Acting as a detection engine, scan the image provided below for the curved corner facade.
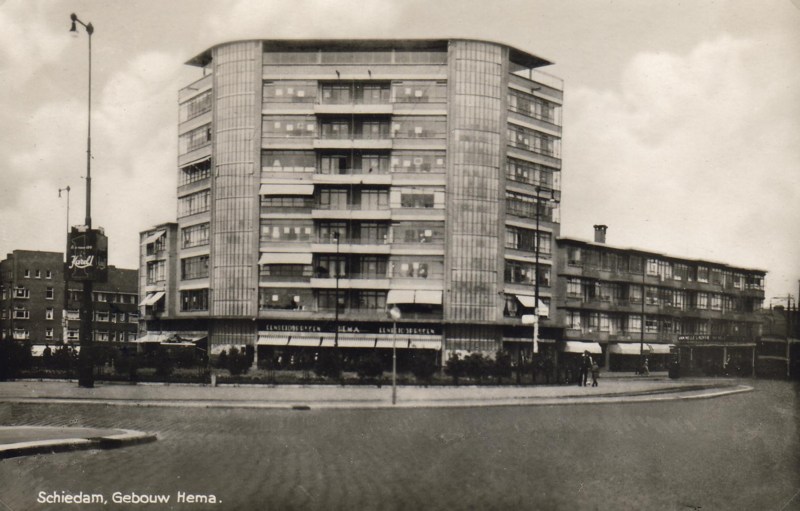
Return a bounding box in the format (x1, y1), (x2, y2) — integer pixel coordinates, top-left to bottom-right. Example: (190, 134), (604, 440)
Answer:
(140, 38), (564, 365)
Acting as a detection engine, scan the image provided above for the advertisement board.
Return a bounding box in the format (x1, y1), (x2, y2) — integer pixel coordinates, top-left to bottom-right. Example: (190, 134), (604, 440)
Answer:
(66, 226), (108, 283)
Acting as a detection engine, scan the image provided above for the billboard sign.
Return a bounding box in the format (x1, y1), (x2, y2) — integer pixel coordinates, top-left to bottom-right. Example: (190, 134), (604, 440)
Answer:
(66, 226), (108, 283)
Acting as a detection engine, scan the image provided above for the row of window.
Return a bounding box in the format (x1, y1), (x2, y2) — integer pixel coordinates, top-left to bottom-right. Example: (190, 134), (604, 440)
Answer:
(263, 150), (447, 174)
(507, 89), (561, 125)
(565, 278), (762, 312)
(262, 116), (447, 140)
(20, 269), (54, 279)
(262, 49), (448, 65)
(5, 287), (55, 300)
(507, 124), (560, 157)
(64, 291), (139, 305)
(263, 81), (448, 105)
(259, 188), (446, 211)
(505, 227), (552, 255)
(261, 221), (443, 245)
(566, 311), (758, 337)
(567, 246), (765, 289)
(261, 256), (444, 280)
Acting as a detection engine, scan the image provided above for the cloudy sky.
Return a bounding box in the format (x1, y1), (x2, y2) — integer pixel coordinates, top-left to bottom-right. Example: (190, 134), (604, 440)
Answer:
(1, 0), (798, 303)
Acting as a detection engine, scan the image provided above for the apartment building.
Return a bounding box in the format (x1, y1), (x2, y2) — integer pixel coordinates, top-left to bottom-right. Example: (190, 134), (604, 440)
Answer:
(139, 38), (563, 365)
(554, 226), (766, 375)
(0, 250), (138, 351)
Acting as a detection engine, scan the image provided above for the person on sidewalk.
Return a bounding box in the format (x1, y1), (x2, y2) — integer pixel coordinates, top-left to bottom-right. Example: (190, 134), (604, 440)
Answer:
(642, 356), (650, 376)
(591, 360), (600, 387)
(579, 351), (592, 387)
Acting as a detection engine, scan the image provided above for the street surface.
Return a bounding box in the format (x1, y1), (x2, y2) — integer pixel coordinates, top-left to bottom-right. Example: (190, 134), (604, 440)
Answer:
(0, 379), (797, 511)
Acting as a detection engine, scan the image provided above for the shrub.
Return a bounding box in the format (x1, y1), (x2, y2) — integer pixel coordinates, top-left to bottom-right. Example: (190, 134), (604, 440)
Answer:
(216, 350), (229, 370)
(0, 340), (32, 380)
(493, 350), (513, 384)
(314, 350), (341, 380)
(463, 353), (490, 382)
(227, 347), (250, 376)
(410, 351), (437, 385)
(356, 351), (384, 382)
(154, 347), (174, 379)
(444, 353), (463, 385)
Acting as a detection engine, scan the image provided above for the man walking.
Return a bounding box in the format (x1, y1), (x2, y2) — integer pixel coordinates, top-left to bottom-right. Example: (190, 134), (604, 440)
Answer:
(579, 350), (592, 387)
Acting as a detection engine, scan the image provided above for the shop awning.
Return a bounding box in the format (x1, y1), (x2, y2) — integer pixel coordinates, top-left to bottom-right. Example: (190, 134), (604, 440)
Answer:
(414, 290), (442, 305)
(559, 341), (602, 354)
(257, 333), (290, 346)
(259, 183), (314, 196)
(386, 289), (416, 304)
(138, 291), (165, 307)
(608, 343), (643, 355)
(133, 332), (169, 344)
(646, 343), (674, 355)
(143, 230), (166, 245)
(258, 253), (313, 265)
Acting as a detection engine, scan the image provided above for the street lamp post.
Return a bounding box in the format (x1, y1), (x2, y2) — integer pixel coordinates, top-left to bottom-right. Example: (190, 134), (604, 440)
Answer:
(58, 186), (71, 344)
(639, 258), (646, 375)
(333, 231), (341, 378)
(532, 186), (558, 382)
(389, 305), (401, 405)
(70, 13), (95, 388)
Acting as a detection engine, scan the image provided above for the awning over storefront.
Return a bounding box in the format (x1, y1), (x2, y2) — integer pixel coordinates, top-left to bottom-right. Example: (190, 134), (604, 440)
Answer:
(559, 341), (602, 354)
(257, 331), (441, 350)
(608, 343), (643, 355)
(258, 252), (313, 265)
(386, 289), (416, 304)
(503, 337), (556, 344)
(143, 230), (166, 245)
(133, 332), (170, 344)
(259, 183), (314, 196)
(139, 291), (165, 307)
(646, 343), (674, 355)
(414, 290), (442, 305)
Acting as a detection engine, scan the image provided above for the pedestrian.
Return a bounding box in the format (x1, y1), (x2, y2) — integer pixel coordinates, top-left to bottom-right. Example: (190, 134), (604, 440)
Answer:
(591, 359), (599, 387)
(642, 356), (650, 376)
(579, 351), (592, 387)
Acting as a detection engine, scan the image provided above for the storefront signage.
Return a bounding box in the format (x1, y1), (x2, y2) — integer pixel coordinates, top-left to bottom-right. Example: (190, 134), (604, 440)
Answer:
(66, 227), (108, 283)
(677, 335), (751, 344)
(264, 321), (440, 335)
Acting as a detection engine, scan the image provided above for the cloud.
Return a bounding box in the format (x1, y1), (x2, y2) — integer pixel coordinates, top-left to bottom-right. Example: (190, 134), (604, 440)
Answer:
(563, 33), (800, 297)
(0, 49), (182, 269)
(205, 0), (404, 42)
(0, 1), (67, 90)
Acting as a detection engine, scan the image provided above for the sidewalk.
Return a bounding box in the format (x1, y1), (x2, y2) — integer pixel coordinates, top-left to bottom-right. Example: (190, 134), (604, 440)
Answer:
(0, 426), (156, 460)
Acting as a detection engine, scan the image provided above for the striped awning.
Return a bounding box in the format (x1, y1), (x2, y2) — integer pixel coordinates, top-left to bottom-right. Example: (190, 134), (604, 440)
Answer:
(559, 341), (602, 354)
(259, 183), (314, 196)
(258, 252), (313, 265)
(608, 343), (643, 355)
(143, 230), (165, 245)
(138, 291), (165, 307)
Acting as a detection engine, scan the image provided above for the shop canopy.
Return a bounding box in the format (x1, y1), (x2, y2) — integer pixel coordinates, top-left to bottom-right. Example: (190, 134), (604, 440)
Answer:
(257, 331), (441, 350)
(386, 289), (442, 305)
(142, 230), (165, 245)
(138, 291), (165, 307)
(258, 183), (314, 196)
(559, 341), (602, 354)
(258, 252), (313, 265)
(646, 343), (674, 355)
(608, 343), (644, 355)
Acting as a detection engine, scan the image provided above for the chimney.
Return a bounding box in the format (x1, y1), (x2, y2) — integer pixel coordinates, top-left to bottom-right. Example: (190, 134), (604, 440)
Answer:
(593, 224), (608, 244)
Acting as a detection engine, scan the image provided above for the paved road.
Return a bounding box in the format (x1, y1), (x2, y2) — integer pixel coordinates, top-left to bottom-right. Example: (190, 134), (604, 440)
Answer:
(0, 379), (797, 511)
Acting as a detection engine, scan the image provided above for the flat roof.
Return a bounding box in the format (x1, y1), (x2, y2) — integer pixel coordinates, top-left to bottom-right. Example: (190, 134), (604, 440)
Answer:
(557, 236), (767, 274)
(186, 38), (553, 70)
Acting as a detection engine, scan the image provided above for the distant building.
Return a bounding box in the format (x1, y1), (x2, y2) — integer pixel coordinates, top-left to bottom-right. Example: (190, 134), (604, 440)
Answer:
(554, 226), (766, 375)
(139, 38), (564, 366)
(0, 250), (138, 353)
(757, 305), (800, 379)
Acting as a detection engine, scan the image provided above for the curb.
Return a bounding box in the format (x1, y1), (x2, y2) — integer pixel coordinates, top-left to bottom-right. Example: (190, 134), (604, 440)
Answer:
(0, 384), (751, 411)
(0, 429), (157, 460)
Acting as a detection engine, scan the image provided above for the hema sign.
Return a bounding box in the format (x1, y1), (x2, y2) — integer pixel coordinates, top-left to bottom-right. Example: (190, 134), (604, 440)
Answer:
(66, 226), (108, 283)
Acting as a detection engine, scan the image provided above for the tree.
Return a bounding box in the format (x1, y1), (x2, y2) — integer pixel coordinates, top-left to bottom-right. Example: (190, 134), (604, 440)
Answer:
(463, 353), (490, 383)
(0, 341), (32, 381)
(356, 351), (384, 385)
(493, 350), (513, 384)
(410, 351), (437, 385)
(314, 350), (341, 380)
(216, 349), (229, 370)
(444, 353), (464, 385)
(226, 347), (250, 376)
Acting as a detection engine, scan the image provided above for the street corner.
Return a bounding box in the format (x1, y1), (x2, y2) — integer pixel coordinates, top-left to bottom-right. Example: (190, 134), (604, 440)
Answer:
(0, 426), (157, 460)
